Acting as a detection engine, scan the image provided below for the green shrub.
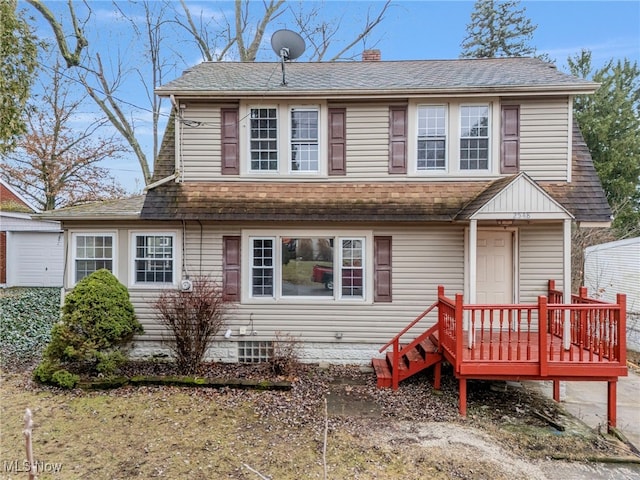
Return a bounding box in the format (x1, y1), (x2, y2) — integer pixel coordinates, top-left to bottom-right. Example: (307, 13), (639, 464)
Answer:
(34, 269), (142, 387)
(51, 369), (80, 389)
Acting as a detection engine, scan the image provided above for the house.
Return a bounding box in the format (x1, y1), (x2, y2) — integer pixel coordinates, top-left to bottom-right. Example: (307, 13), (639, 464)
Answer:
(584, 237), (640, 350)
(42, 53), (629, 426)
(0, 179), (63, 287)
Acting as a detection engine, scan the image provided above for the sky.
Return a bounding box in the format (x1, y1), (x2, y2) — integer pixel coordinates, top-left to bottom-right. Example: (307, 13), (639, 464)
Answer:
(20, 0), (640, 193)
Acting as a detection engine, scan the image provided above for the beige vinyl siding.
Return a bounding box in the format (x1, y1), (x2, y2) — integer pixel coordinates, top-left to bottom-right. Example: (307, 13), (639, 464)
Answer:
(130, 223), (463, 344)
(344, 104), (391, 178)
(517, 98), (570, 181)
(518, 223), (564, 303)
(175, 98), (572, 183)
(180, 104), (221, 181)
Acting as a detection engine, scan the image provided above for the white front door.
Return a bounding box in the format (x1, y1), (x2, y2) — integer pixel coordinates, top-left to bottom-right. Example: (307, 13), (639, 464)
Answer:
(476, 230), (514, 305)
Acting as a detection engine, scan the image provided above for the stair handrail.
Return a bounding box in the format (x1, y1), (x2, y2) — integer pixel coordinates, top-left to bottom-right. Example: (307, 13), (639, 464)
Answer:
(379, 300), (439, 354)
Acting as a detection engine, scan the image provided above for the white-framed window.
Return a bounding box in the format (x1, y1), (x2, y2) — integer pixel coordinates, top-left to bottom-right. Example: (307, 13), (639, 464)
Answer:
(244, 103), (324, 176)
(460, 104), (490, 170)
(246, 232), (368, 302)
(339, 238), (364, 298)
(251, 237), (275, 297)
(417, 105), (447, 171)
(249, 107), (278, 172)
(290, 107), (319, 172)
(131, 232), (176, 285)
(72, 233), (115, 284)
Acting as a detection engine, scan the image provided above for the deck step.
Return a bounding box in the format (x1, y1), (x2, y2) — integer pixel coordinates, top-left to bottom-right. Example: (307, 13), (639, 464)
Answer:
(404, 346), (424, 363)
(418, 338), (438, 355)
(372, 358), (392, 388)
(386, 351), (409, 372)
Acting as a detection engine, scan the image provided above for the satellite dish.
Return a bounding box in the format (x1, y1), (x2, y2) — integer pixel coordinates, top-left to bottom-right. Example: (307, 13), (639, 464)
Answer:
(271, 29), (305, 85)
(271, 29), (306, 61)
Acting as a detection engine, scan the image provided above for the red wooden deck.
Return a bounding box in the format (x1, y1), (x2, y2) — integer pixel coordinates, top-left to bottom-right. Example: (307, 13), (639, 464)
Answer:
(376, 281), (628, 430)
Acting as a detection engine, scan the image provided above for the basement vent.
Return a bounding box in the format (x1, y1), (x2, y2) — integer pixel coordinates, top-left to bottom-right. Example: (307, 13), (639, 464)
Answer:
(238, 341), (273, 363)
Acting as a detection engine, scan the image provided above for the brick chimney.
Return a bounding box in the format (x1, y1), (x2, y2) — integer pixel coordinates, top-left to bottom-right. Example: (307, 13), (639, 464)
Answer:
(362, 49), (381, 61)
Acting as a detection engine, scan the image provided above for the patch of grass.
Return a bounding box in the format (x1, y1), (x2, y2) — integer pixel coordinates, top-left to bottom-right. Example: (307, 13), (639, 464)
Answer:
(0, 288), (61, 369)
(0, 374), (451, 479)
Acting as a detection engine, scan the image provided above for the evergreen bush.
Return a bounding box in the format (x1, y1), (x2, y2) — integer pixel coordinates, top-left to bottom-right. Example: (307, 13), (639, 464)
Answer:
(34, 269), (142, 387)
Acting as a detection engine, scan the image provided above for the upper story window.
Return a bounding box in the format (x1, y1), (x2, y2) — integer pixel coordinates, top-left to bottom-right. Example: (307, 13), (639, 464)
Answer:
(460, 105), (490, 170)
(244, 104), (323, 176)
(291, 108), (319, 172)
(132, 233), (175, 285)
(73, 233), (115, 283)
(250, 108), (278, 172)
(417, 105), (447, 171)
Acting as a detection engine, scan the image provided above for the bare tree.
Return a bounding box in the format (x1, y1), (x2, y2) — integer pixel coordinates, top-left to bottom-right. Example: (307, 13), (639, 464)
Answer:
(27, 1), (391, 185)
(288, 0), (391, 61)
(1, 62), (127, 211)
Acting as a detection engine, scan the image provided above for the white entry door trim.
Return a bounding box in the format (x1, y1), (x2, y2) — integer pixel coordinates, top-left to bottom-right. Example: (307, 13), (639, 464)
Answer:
(464, 226), (519, 346)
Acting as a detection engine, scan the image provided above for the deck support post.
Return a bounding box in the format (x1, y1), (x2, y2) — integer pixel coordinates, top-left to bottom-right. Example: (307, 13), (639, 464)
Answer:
(607, 380), (617, 431)
(468, 220), (477, 348)
(459, 378), (467, 416)
(562, 218), (572, 351)
(434, 361), (441, 390)
(552, 380), (561, 402)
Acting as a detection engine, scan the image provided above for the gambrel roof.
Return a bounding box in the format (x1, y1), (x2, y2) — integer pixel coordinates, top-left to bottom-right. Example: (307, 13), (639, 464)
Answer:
(40, 109), (611, 226)
(156, 58), (597, 98)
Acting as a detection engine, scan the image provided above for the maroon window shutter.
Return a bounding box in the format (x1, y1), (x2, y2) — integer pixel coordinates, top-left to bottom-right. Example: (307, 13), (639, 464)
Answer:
(374, 236), (392, 302)
(221, 108), (239, 175)
(223, 236), (241, 300)
(501, 105), (520, 174)
(389, 106), (407, 174)
(328, 108), (346, 175)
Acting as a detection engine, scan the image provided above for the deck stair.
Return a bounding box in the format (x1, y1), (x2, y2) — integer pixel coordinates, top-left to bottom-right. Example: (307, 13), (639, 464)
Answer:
(373, 336), (441, 388)
(373, 300), (443, 389)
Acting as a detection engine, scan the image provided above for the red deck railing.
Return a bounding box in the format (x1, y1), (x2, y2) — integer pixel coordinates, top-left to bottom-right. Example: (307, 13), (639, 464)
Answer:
(437, 281), (627, 377)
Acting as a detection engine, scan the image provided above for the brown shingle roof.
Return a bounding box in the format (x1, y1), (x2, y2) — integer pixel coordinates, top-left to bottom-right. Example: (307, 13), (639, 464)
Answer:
(141, 182), (491, 222)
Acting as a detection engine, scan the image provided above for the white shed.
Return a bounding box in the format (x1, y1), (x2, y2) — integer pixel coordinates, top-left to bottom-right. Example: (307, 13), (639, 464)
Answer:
(584, 237), (640, 350)
(1, 180), (64, 287)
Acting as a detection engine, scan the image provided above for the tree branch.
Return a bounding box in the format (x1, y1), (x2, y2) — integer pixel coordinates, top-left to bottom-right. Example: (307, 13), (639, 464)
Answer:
(26, 0), (88, 67)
